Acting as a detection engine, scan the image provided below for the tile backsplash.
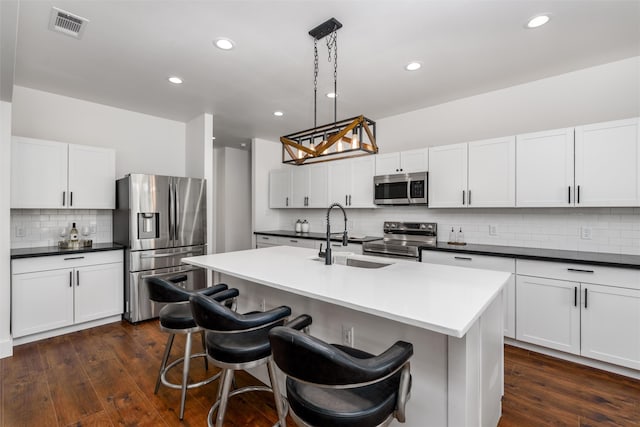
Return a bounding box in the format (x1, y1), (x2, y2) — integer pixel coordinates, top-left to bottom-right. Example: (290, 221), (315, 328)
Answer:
(277, 207), (640, 255)
(10, 209), (113, 248)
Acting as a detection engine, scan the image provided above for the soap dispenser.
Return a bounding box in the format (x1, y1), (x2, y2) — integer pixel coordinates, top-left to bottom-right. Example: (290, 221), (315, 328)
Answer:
(457, 227), (465, 245)
(448, 227), (456, 244)
(295, 219), (302, 233)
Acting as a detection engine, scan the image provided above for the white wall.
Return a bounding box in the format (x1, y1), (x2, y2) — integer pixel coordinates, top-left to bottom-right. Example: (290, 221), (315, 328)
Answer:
(259, 57), (640, 255)
(185, 114), (207, 179)
(251, 138), (282, 245)
(11, 86), (186, 178)
(215, 146), (252, 252)
(1, 101), (13, 357)
(376, 56), (640, 152)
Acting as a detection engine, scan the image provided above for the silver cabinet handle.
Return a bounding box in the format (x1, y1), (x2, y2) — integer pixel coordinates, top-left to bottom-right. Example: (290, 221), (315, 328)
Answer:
(70, 191), (73, 207)
(568, 186), (571, 204)
(289, 239), (298, 243)
(76, 270), (80, 286)
(454, 256), (472, 261)
(69, 271), (72, 287)
(577, 185), (581, 204)
(64, 256), (85, 260)
(348, 195), (352, 206)
(62, 191), (66, 207)
(286, 197), (289, 207)
(345, 195), (348, 205)
(468, 190), (471, 206)
(462, 190), (465, 205)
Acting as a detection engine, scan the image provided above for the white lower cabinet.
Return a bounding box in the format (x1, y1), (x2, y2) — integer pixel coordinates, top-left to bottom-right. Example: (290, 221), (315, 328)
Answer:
(421, 251), (516, 338)
(11, 250), (124, 339)
(255, 234), (362, 254)
(515, 259), (640, 370)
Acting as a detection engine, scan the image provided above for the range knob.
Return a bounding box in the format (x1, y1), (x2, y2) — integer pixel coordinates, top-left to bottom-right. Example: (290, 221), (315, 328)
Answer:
(384, 222), (390, 228)
(420, 224), (426, 229)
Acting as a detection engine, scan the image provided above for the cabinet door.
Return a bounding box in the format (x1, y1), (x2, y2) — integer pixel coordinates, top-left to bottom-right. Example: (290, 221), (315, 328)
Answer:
(516, 128), (574, 207)
(74, 263), (124, 324)
(348, 156), (375, 208)
(328, 161), (350, 205)
(290, 167), (309, 208)
(400, 148), (429, 173)
(269, 169), (291, 208)
(575, 118), (639, 207)
(307, 164), (328, 208)
(428, 143), (468, 207)
(12, 268), (74, 337)
(68, 144), (116, 209)
(375, 153), (401, 175)
(516, 275), (580, 355)
(581, 283), (640, 370)
(11, 137), (68, 209)
(467, 136), (515, 207)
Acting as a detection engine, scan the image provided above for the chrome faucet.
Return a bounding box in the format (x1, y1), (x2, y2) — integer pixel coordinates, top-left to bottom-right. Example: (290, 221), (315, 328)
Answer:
(318, 202), (348, 265)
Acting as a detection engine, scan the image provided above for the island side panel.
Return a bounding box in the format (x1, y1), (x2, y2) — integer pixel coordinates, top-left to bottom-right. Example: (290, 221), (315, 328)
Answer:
(220, 273), (450, 427)
(448, 295), (503, 427)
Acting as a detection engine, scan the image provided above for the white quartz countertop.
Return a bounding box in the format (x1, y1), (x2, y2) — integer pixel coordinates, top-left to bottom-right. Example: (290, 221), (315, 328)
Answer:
(183, 246), (510, 338)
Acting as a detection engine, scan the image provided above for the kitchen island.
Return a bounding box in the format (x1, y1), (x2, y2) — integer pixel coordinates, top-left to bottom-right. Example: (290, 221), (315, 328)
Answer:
(183, 246), (510, 427)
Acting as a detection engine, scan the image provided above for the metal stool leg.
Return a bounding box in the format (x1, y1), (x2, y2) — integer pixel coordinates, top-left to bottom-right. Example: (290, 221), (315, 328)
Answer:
(156, 333), (175, 394)
(268, 358), (287, 427)
(179, 331), (193, 420)
(215, 369), (234, 427)
(200, 330), (209, 371)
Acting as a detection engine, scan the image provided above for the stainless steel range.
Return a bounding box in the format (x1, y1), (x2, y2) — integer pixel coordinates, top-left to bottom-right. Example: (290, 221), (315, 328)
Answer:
(362, 222), (437, 260)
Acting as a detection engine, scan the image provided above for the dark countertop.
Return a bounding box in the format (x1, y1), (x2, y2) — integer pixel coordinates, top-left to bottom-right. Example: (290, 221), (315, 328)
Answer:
(420, 242), (640, 269)
(254, 230), (382, 244)
(11, 243), (125, 259)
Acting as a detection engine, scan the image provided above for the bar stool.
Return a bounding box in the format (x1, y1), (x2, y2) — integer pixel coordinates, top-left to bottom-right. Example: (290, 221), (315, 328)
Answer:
(189, 292), (312, 427)
(269, 326), (413, 427)
(147, 276), (239, 420)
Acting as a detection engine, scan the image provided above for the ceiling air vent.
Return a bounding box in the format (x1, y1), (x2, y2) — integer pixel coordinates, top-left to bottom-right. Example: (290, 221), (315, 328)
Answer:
(48, 7), (89, 39)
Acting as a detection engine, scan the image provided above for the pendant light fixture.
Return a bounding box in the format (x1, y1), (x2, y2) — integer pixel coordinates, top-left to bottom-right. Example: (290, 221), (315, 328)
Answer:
(280, 18), (378, 165)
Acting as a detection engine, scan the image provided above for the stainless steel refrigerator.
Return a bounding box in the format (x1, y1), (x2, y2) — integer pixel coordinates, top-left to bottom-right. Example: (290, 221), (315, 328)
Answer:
(114, 174), (207, 323)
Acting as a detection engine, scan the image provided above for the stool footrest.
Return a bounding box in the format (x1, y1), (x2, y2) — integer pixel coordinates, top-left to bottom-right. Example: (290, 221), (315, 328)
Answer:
(160, 352), (220, 390)
(207, 385), (289, 427)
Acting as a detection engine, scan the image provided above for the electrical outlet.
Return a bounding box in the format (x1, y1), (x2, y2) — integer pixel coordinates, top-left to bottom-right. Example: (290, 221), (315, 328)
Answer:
(581, 226), (592, 240)
(341, 324), (355, 347)
(15, 226), (25, 237)
(260, 298), (267, 311)
(488, 224), (498, 236)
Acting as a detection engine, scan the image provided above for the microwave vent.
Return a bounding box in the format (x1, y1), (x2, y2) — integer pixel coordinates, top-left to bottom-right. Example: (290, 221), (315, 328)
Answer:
(48, 7), (89, 39)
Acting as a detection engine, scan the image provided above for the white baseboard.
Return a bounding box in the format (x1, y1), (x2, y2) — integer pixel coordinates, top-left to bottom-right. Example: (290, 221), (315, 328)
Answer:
(12, 315), (122, 346)
(0, 337), (13, 359)
(505, 338), (640, 380)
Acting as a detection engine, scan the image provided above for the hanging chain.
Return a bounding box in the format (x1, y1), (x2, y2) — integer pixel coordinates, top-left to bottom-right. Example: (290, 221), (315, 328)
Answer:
(313, 38), (319, 128)
(326, 29), (338, 124)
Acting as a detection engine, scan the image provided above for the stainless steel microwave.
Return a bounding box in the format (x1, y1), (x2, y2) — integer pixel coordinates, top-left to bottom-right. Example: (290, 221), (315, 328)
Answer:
(374, 172), (428, 205)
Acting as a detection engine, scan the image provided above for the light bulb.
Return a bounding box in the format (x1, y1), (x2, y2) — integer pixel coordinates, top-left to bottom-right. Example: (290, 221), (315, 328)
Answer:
(351, 134), (359, 149)
(337, 141), (344, 152)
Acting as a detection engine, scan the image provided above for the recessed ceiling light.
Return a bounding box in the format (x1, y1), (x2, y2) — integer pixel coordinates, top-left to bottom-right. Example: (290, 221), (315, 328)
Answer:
(168, 76), (183, 84)
(405, 62), (422, 71)
(326, 92), (338, 98)
(273, 111), (284, 117)
(214, 38), (235, 50)
(211, 136), (216, 140)
(240, 143), (247, 147)
(526, 14), (550, 29)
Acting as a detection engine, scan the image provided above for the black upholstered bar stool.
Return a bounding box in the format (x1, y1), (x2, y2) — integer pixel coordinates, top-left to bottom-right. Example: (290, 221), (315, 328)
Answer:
(147, 276), (239, 420)
(190, 292), (312, 427)
(269, 327), (413, 427)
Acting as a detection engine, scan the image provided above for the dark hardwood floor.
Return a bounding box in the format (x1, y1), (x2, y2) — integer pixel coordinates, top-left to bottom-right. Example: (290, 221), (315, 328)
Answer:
(2, 321), (639, 426)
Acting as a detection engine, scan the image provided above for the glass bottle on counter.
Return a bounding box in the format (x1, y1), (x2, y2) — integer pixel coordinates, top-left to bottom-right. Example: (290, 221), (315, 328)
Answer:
(457, 227), (465, 244)
(69, 223), (79, 241)
(449, 227), (456, 243)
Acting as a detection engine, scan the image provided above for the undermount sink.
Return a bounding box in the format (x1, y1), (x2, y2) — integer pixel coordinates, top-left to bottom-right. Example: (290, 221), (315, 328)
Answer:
(309, 256), (392, 269)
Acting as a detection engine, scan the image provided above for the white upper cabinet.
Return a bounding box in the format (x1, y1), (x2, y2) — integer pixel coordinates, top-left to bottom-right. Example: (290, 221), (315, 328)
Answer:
(329, 156), (375, 208)
(375, 148), (429, 175)
(11, 136), (116, 209)
(290, 164), (328, 208)
(11, 137), (68, 209)
(516, 128), (574, 207)
(574, 118), (639, 207)
(68, 144), (116, 209)
(428, 143), (468, 207)
(269, 169), (291, 208)
(467, 136), (516, 207)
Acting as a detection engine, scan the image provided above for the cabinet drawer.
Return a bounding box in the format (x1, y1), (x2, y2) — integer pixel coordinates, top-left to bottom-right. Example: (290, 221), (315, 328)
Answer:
(421, 250), (515, 273)
(281, 237), (316, 249)
(12, 250), (124, 274)
(256, 235), (283, 246)
(516, 259), (640, 289)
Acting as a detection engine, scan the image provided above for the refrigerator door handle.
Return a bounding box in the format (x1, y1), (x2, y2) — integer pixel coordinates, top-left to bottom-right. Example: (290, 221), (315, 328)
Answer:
(140, 267), (198, 280)
(169, 179), (176, 244)
(140, 251), (196, 259)
(174, 181), (180, 243)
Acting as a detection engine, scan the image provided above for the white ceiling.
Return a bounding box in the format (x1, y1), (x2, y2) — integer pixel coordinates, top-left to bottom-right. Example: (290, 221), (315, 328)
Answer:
(11, 0), (640, 148)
